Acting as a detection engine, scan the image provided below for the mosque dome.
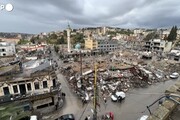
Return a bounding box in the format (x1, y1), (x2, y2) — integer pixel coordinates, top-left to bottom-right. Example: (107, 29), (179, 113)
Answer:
(75, 43), (81, 49)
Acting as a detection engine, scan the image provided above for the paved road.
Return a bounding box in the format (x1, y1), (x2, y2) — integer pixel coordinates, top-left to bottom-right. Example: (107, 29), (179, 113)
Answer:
(49, 48), (84, 120)
(79, 79), (179, 120)
(50, 48), (179, 120)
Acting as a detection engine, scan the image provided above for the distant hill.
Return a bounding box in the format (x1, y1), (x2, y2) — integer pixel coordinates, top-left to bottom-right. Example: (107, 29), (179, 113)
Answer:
(0, 32), (33, 39)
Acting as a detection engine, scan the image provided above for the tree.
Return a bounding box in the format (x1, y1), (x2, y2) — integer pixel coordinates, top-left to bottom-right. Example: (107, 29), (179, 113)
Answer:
(57, 36), (66, 44)
(49, 33), (58, 39)
(143, 32), (159, 41)
(167, 26), (177, 41)
(54, 45), (59, 53)
(71, 33), (84, 45)
(18, 39), (29, 45)
(30, 36), (36, 44)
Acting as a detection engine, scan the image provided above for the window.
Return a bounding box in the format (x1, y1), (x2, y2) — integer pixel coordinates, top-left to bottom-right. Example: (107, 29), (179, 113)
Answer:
(37, 104), (48, 109)
(34, 82), (40, 90)
(43, 81), (48, 88)
(2, 49), (5, 52)
(13, 85), (18, 93)
(27, 83), (32, 91)
(3, 87), (10, 95)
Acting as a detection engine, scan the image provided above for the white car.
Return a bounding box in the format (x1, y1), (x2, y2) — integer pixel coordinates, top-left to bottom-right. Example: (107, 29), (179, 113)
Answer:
(111, 91), (126, 102)
(30, 115), (37, 120)
(169, 72), (179, 79)
(137, 115), (148, 120)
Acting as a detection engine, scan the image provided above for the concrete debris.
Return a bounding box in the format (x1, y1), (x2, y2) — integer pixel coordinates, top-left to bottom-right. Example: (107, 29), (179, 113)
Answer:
(58, 50), (180, 101)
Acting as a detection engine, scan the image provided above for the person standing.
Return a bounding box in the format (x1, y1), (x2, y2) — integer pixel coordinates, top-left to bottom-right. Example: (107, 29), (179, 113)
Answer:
(87, 115), (91, 120)
(104, 97), (107, 109)
(84, 116), (88, 120)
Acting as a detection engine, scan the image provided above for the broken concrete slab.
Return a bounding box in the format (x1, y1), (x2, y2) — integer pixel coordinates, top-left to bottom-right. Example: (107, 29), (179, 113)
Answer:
(175, 80), (180, 88)
(162, 100), (176, 111)
(165, 85), (179, 94)
(152, 106), (170, 120)
(147, 115), (161, 120)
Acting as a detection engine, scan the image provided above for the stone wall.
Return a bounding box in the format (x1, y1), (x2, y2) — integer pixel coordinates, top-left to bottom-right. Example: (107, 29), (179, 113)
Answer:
(147, 80), (180, 120)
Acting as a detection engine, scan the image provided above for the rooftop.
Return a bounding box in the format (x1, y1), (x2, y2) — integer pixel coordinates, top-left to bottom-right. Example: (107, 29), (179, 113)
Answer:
(0, 59), (52, 82)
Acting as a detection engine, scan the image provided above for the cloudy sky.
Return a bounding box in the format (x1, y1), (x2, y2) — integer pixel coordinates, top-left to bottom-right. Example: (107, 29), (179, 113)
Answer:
(0, 0), (180, 34)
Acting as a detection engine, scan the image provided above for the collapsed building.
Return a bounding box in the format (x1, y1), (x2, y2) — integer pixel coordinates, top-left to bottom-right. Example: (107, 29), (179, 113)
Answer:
(59, 49), (179, 102)
(60, 59), (160, 101)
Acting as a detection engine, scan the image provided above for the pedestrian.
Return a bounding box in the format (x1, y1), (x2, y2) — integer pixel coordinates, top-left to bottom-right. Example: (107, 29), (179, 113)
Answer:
(87, 115), (91, 120)
(104, 97), (107, 103)
(84, 116), (88, 120)
(82, 97), (85, 107)
(104, 97), (107, 109)
(109, 112), (114, 120)
(55, 104), (58, 110)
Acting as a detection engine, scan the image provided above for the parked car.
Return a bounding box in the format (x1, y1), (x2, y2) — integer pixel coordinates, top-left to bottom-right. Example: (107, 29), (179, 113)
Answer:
(30, 115), (38, 120)
(111, 91), (126, 102)
(169, 72), (179, 79)
(137, 115), (148, 120)
(55, 114), (75, 120)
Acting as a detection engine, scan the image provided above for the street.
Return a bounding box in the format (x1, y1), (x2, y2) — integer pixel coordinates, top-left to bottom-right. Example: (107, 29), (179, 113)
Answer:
(50, 48), (178, 120)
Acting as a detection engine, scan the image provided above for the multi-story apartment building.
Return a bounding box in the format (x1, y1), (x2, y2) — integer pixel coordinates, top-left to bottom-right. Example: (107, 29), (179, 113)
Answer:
(85, 35), (118, 51)
(85, 35), (98, 50)
(134, 29), (144, 36)
(176, 30), (180, 40)
(0, 37), (20, 44)
(162, 30), (170, 39)
(97, 39), (118, 52)
(144, 39), (172, 52)
(159, 29), (180, 40)
(0, 42), (16, 56)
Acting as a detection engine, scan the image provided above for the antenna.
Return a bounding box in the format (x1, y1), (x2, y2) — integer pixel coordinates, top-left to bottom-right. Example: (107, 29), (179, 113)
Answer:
(67, 22), (71, 29)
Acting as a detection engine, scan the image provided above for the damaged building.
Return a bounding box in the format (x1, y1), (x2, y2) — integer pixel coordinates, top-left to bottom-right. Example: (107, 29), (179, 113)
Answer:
(0, 58), (63, 119)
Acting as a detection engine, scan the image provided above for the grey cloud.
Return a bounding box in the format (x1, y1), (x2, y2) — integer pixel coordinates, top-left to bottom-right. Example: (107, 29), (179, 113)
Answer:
(0, 0), (180, 33)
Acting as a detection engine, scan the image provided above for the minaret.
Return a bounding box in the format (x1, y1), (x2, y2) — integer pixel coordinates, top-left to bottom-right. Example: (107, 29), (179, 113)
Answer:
(67, 23), (71, 52)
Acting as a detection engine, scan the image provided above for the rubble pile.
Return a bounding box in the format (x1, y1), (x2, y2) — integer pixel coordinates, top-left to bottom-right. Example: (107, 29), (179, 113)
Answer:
(59, 50), (179, 101)
(150, 60), (180, 77)
(167, 63), (180, 72)
(60, 63), (160, 100)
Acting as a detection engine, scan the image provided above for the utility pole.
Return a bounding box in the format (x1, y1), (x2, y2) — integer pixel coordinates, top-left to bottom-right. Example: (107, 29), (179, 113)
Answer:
(79, 49), (83, 90)
(80, 50), (82, 78)
(93, 63), (97, 120)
